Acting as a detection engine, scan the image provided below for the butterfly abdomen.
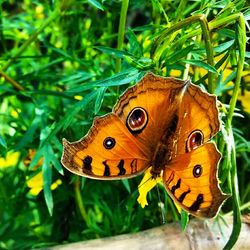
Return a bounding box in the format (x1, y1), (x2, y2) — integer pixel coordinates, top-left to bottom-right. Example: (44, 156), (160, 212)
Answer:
(151, 143), (168, 177)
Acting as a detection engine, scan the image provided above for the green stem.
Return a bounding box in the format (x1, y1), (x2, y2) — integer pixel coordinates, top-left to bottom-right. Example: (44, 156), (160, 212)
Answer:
(151, 15), (204, 61)
(1, 9), (61, 72)
(151, 13), (242, 66)
(209, 13), (241, 30)
(74, 177), (88, 222)
(115, 0), (129, 73)
(225, 14), (246, 130)
(222, 14), (246, 250)
(183, 52), (191, 79)
(199, 15), (215, 93)
(223, 127), (241, 250)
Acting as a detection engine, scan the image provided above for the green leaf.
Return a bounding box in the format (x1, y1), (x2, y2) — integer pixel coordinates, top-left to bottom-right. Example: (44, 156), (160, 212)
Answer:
(58, 71), (94, 87)
(181, 59), (218, 73)
(62, 91), (98, 130)
(124, 56), (154, 70)
(42, 145), (53, 216)
(165, 44), (195, 64)
(40, 91), (97, 148)
(47, 144), (64, 175)
(29, 147), (44, 169)
(121, 179), (131, 194)
(87, 0), (104, 11)
(66, 68), (140, 93)
(0, 135), (7, 148)
(180, 209), (189, 231)
(94, 87), (107, 115)
(15, 111), (41, 150)
(222, 127), (241, 250)
(95, 46), (131, 58)
(127, 29), (143, 57)
(213, 40), (235, 53)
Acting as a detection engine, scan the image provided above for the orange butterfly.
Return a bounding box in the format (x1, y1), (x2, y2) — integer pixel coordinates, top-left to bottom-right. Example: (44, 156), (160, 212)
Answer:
(61, 73), (228, 218)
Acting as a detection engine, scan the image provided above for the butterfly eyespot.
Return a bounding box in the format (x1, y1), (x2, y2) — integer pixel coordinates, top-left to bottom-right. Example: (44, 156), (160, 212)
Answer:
(186, 130), (204, 152)
(103, 137), (116, 149)
(193, 164), (202, 178)
(126, 107), (148, 134)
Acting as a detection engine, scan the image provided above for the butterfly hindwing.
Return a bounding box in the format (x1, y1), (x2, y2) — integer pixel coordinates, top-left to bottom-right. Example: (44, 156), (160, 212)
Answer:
(163, 142), (228, 218)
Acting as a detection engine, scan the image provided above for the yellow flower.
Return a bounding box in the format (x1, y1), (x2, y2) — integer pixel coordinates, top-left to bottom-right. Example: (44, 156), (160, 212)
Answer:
(74, 95), (83, 100)
(35, 5), (45, 19)
(27, 171), (62, 196)
(27, 172), (43, 195)
(137, 167), (162, 208)
(0, 151), (20, 168)
(137, 167), (182, 214)
(24, 149), (62, 195)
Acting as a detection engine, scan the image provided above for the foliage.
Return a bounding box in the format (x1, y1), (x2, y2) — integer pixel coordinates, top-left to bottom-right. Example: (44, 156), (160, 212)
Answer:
(0, 0), (249, 249)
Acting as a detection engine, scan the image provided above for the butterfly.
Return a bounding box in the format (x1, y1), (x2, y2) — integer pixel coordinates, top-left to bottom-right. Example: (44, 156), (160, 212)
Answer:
(61, 72), (228, 218)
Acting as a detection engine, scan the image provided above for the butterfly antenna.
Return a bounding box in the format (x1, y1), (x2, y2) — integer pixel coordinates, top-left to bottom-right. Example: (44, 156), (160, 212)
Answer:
(118, 176), (154, 207)
(137, 175), (155, 189)
(138, 176), (167, 224)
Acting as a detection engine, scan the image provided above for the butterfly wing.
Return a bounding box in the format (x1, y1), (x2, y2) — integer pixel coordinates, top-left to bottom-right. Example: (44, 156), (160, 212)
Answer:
(62, 73), (190, 180)
(62, 114), (151, 179)
(162, 82), (227, 218)
(163, 143), (228, 218)
(113, 73), (189, 151)
(168, 82), (221, 157)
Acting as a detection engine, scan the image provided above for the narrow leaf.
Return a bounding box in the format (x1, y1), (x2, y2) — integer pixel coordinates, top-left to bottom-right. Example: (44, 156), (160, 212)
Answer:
(40, 91), (97, 148)
(181, 59), (217, 73)
(94, 46), (131, 58)
(180, 209), (189, 231)
(87, 0), (104, 10)
(42, 146), (53, 215)
(0, 135), (7, 148)
(94, 87), (107, 115)
(66, 68), (140, 93)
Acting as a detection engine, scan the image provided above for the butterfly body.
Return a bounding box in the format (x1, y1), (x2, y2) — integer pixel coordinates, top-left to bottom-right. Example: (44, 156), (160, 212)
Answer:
(62, 73), (228, 218)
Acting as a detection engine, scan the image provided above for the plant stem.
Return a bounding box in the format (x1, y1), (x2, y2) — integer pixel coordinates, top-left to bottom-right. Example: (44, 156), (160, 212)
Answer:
(151, 13), (242, 66)
(115, 0), (129, 73)
(209, 13), (241, 30)
(222, 14), (246, 250)
(183, 52), (191, 79)
(199, 15), (215, 93)
(74, 177), (88, 222)
(223, 127), (241, 250)
(0, 70), (24, 91)
(225, 14), (246, 130)
(151, 15), (203, 61)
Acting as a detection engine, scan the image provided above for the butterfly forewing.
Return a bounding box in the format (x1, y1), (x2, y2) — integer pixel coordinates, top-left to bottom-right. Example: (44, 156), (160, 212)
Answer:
(61, 114), (151, 179)
(113, 73), (188, 151)
(168, 82), (221, 157)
